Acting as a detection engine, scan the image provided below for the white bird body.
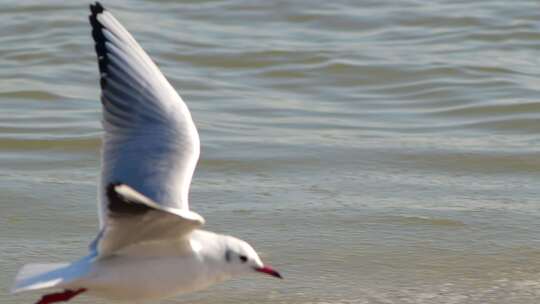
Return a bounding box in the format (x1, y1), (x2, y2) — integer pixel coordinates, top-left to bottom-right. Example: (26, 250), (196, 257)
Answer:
(67, 231), (233, 301)
(13, 230), (259, 302)
(11, 2), (281, 303)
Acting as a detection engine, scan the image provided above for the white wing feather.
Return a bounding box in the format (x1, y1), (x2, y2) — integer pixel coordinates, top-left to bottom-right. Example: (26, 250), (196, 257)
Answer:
(90, 6), (200, 228)
(90, 184), (204, 257)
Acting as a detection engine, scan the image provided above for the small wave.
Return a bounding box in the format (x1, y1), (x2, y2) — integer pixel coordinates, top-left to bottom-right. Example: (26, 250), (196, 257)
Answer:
(0, 90), (65, 101)
(462, 116), (540, 133)
(400, 151), (540, 174)
(379, 215), (465, 227)
(428, 102), (540, 118)
(0, 137), (100, 152)
(163, 49), (329, 71)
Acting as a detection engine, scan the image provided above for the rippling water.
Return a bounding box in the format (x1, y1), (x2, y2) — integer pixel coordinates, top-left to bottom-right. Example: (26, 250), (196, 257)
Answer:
(2, 0), (540, 303)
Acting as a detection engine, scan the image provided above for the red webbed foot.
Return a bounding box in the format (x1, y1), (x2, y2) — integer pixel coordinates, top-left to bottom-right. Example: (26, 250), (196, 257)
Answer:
(35, 288), (86, 304)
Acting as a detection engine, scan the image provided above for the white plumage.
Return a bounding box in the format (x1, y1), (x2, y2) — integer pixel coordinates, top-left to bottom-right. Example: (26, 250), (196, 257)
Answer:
(97, 9), (200, 218)
(11, 2), (281, 303)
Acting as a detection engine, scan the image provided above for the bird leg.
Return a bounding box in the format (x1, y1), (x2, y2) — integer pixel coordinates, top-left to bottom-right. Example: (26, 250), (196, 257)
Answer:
(35, 289), (86, 304)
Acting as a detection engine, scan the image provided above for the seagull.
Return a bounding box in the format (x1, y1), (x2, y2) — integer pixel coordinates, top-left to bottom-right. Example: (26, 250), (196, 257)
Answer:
(11, 2), (281, 303)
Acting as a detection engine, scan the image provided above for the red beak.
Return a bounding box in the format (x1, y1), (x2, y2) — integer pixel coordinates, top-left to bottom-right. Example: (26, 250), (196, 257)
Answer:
(254, 266), (282, 279)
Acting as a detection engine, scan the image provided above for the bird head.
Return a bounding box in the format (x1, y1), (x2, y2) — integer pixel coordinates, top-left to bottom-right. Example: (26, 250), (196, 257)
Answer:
(221, 236), (282, 279)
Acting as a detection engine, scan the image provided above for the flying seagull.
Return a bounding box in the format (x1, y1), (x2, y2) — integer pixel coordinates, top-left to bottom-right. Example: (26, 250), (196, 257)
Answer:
(11, 2), (281, 303)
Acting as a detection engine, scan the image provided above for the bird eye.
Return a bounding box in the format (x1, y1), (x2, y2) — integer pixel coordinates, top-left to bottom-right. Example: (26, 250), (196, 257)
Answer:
(239, 255), (248, 263)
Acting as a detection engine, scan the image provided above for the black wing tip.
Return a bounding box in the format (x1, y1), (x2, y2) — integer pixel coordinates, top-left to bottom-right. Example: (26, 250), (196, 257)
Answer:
(106, 182), (122, 207)
(89, 2), (108, 89)
(106, 182), (122, 193)
(106, 182), (151, 216)
(90, 2), (105, 15)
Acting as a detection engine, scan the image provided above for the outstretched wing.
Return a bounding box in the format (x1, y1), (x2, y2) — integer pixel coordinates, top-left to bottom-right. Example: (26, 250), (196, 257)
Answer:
(90, 183), (204, 257)
(89, 2), (200, 228)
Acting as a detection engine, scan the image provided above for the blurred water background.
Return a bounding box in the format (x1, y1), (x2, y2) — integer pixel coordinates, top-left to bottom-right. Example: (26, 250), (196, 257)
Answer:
(1, 0), (540, 303)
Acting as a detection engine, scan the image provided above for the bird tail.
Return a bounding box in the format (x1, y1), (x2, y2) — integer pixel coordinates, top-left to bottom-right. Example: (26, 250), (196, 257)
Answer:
(11, 257), (91, 294)
(11, 263), (70, 293)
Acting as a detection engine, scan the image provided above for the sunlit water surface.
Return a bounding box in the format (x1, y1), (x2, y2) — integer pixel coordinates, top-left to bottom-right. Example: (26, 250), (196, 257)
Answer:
(1, 1), (540, 303)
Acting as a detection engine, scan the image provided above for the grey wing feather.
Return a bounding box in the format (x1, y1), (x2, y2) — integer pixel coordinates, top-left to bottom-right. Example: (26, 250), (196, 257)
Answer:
(89, 4), (200, 229)
(91, 183), (204, 257)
